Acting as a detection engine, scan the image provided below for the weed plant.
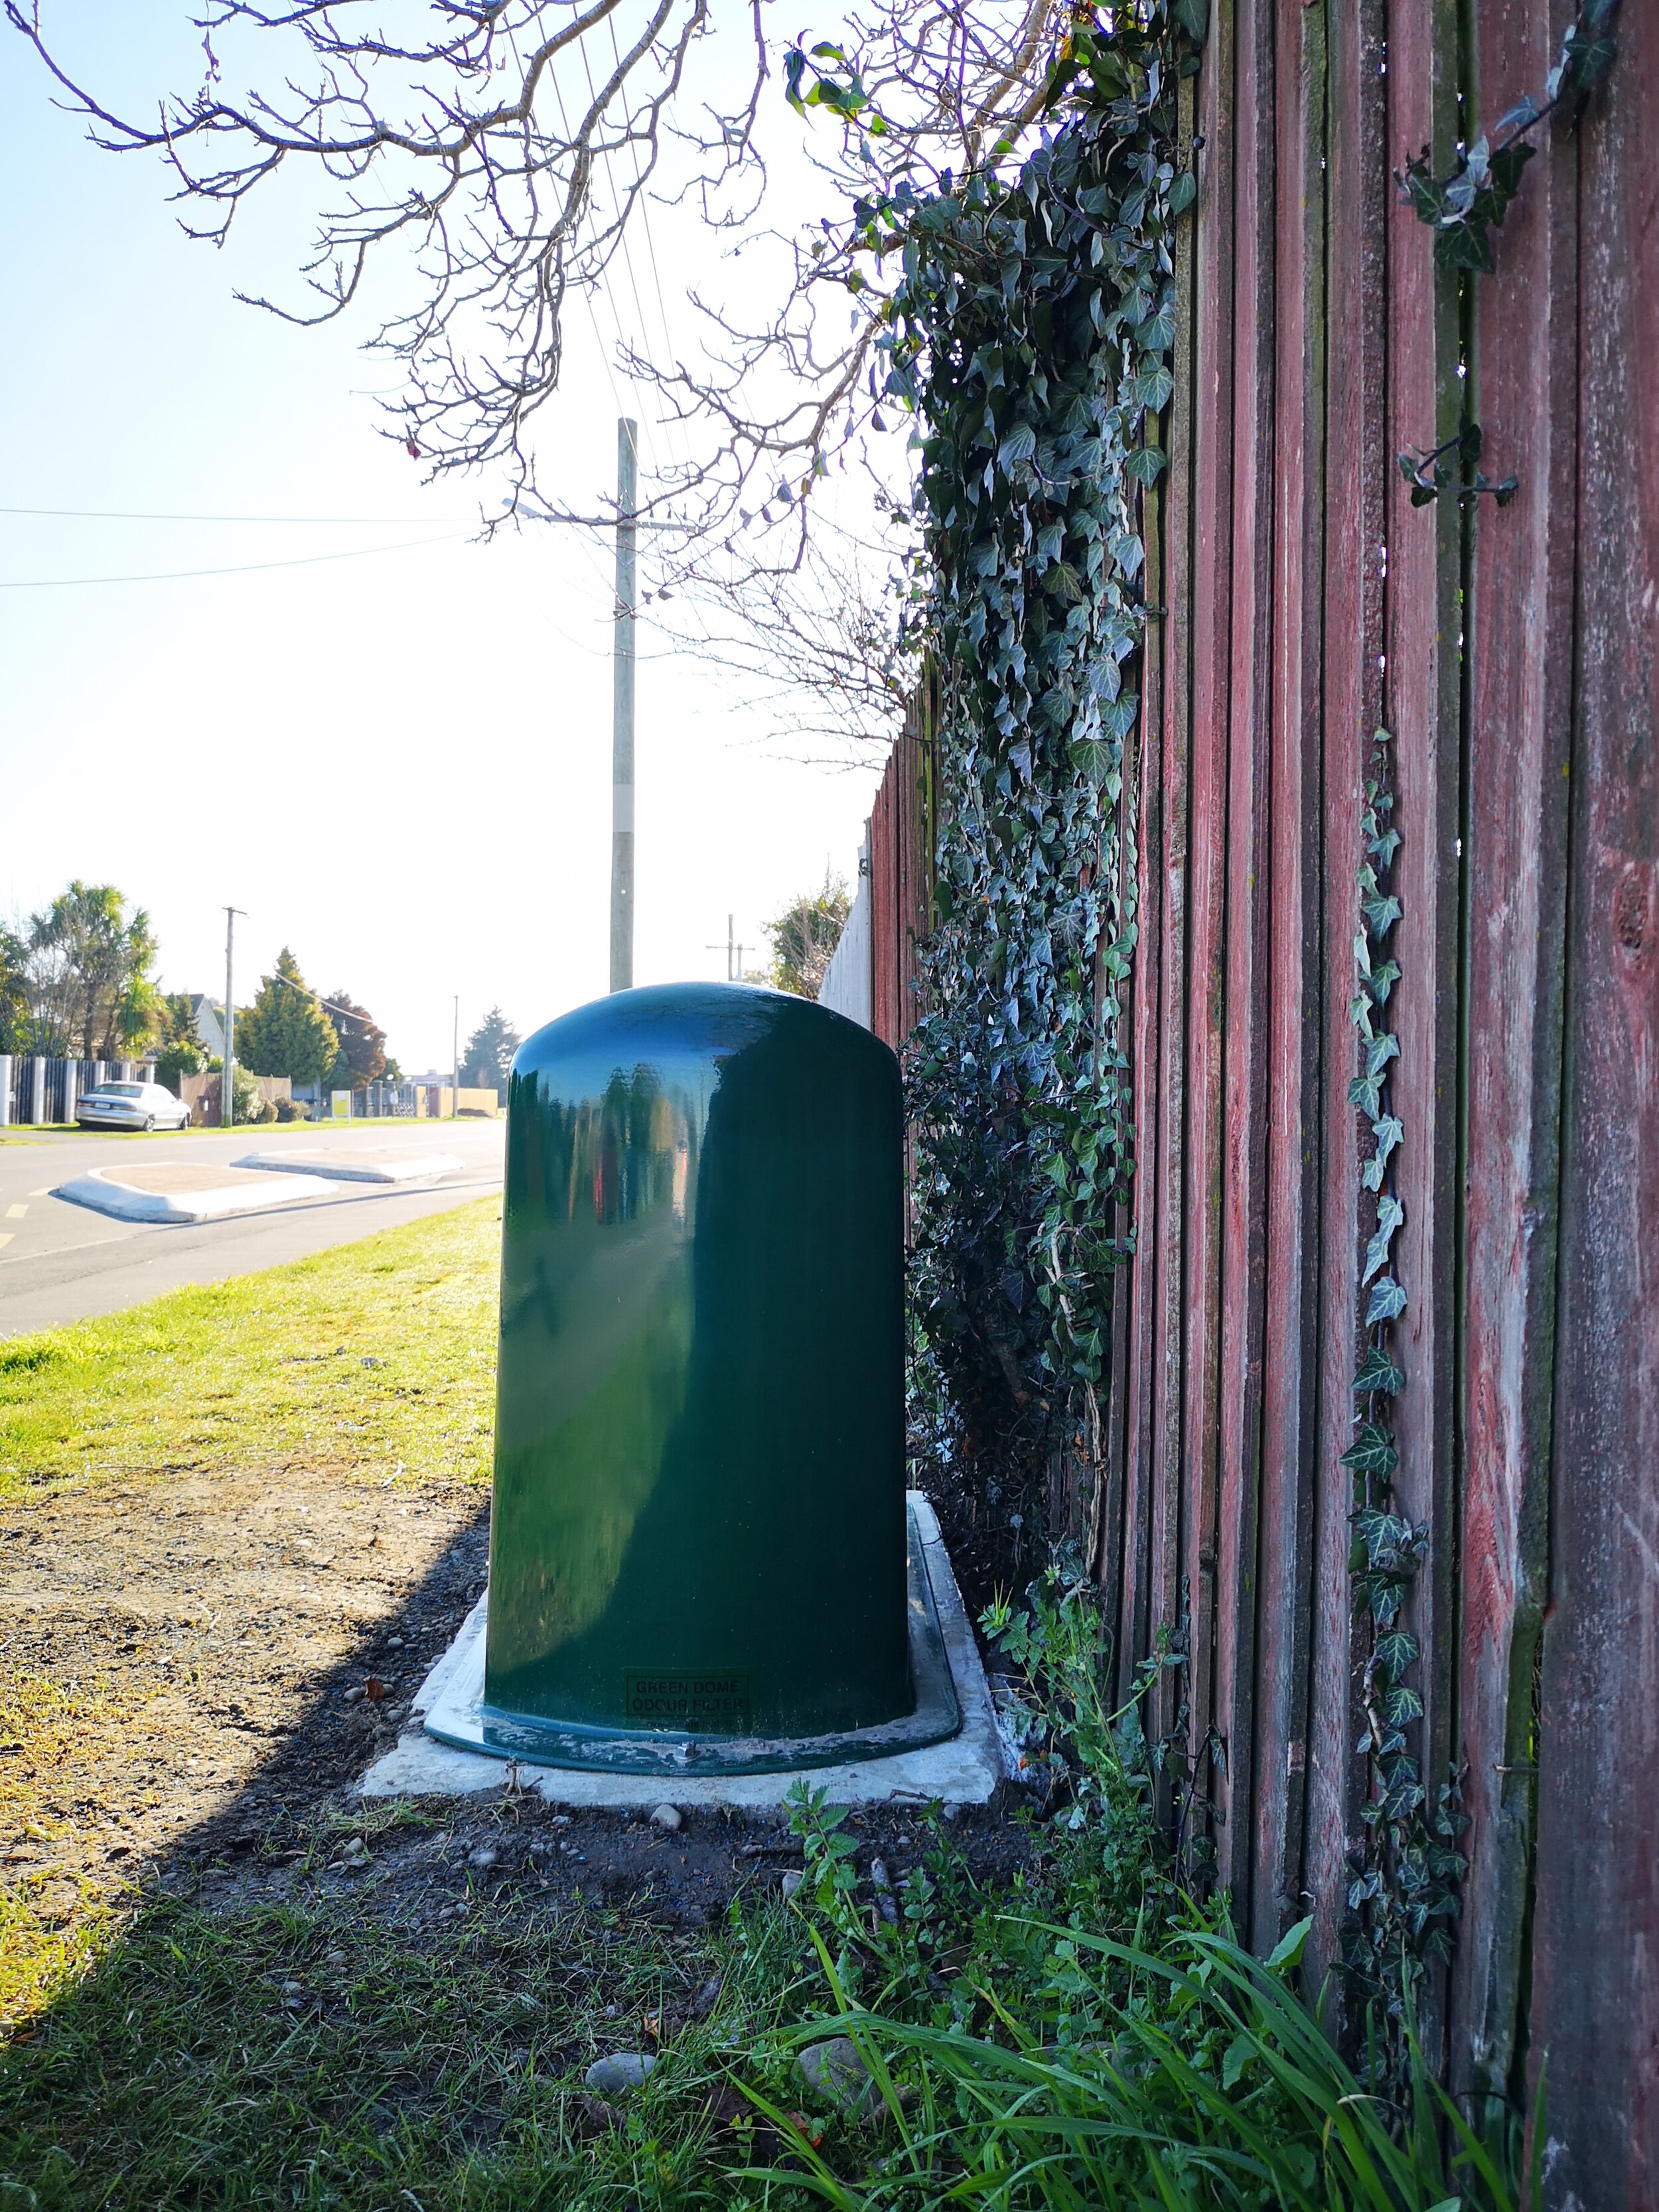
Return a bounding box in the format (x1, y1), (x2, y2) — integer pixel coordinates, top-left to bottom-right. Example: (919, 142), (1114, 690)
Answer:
(714, 1575), (1534, 2212)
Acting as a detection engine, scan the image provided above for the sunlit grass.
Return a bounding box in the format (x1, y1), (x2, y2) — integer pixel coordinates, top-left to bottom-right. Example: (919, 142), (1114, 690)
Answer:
(0, 1198), (503, 1498)
(0, 1666), (136, 2032)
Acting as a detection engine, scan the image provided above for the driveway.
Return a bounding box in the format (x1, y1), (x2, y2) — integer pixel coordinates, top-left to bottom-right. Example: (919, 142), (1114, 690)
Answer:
(0, 1120), (505, 1336)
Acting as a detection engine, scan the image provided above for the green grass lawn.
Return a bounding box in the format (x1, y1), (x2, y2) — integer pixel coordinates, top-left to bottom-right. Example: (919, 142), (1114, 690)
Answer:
(0, 1205), (1528, 2211)
(2, 1866), (810, 2212)
(0, 1198), (503, 1499)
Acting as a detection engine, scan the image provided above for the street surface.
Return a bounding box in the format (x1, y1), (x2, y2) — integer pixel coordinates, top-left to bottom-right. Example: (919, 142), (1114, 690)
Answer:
(0, 1120), (504, 1335)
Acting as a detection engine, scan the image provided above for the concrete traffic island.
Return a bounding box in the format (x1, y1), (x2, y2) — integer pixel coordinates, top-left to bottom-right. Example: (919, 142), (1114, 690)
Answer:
(56, 1159), (339, 1224)
(360, 1495), (1007, 1812)
(236, 1147), (465, 1185)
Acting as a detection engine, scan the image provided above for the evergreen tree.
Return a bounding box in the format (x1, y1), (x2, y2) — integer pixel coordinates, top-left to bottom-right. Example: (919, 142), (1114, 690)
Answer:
(25, 883), (160, 1057)
(459, 1006), (522, 1094)
(235, 948), (339, 1086)
(153, 993), (208, 1090)
(325, 992), (388, 1090)
(0, 926), (30, 1055)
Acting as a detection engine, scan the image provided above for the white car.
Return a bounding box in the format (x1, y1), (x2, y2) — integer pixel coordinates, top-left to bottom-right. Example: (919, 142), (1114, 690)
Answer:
(76, 1080), (192, 1133)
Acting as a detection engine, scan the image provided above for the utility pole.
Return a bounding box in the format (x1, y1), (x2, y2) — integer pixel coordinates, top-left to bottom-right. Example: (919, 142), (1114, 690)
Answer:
(222, 906), (245, 1130)
(705, 914), (748, 982)
(611, 417), (638, 993)
(452, 995), (460, 1121)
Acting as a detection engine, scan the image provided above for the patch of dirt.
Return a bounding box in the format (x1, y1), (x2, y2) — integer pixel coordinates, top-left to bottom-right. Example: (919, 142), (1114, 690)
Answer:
(1, 1470), (488, 1908)
(1, 1471), (1037, 1960)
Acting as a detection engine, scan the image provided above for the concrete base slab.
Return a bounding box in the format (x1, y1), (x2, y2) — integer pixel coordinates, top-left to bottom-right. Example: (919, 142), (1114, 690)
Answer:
(236, 1148), (464, 1185)
(56, 1162), (340, 1224)
(360, 1494), (1009, 1811)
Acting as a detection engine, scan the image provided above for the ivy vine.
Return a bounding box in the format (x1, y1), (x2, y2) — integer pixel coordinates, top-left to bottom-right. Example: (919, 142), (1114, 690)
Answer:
(1339, 728), (1469, 2067)
(847, 5), (1201, 1583)
(1397, 0), (1619, 271)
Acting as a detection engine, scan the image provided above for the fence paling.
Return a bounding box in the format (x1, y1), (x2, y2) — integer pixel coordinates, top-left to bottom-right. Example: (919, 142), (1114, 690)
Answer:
(857, 0), (1656, 2187)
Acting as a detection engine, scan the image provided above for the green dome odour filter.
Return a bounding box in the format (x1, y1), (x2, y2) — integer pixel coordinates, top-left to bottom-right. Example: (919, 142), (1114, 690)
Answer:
(480, 982), (923, 1769)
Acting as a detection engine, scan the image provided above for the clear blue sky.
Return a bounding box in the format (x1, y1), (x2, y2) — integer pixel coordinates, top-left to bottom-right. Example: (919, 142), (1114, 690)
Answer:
(0, 5), (884, 1070)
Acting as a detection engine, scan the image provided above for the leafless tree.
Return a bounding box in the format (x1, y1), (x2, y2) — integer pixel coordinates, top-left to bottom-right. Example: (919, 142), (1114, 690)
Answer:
(8, 1), (1066, 728)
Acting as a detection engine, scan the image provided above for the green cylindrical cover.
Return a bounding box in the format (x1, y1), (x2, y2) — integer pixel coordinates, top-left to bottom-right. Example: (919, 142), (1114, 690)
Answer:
(485, 982), (908, 1747)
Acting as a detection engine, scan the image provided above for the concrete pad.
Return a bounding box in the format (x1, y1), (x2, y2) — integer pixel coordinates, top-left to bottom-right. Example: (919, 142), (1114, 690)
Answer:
(56, 1161), (340, 1224)
(236, 1147), (464, 1185)
(359, 1494), (1009, 1811)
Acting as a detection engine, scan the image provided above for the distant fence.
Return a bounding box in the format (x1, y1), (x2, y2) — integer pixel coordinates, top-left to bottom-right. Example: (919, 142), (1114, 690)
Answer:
(0, 1057), (157, 1127)
(820, 686), (934, 1055)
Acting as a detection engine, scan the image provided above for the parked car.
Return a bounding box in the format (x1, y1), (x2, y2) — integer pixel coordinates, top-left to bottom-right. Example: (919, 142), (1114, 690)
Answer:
(75, 1080), (192, 1133)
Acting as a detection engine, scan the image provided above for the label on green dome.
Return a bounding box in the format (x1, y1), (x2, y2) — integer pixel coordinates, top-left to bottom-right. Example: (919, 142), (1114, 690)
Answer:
(623, 1670), (752, 1735)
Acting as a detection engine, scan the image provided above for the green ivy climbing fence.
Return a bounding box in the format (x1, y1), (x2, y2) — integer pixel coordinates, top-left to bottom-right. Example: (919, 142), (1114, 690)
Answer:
(859, 0), (1653, 2199)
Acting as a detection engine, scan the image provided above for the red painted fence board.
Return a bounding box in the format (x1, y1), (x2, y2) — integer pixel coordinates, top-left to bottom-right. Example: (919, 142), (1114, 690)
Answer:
(867, 0), (1656, 2160)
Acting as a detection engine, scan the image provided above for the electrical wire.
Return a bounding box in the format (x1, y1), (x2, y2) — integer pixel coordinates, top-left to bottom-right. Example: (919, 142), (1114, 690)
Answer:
(0, 533), (465, 589)
(0, 505), (463, 526)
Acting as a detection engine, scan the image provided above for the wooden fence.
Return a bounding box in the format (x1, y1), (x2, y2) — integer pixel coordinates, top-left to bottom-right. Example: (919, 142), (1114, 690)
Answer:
(869, 3), (1656, 2198)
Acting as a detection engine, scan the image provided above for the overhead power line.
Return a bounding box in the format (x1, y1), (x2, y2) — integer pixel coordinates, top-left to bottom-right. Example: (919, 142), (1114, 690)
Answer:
(0, 505), (464, 525)
(0, 533), (464, 589)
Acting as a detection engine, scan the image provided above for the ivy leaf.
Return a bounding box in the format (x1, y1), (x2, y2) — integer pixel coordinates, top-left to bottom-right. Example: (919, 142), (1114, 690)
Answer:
(1365, 1032), (1400, 1080)
(1341, 1423), (1400, 1479)
(1372, 1114), (1404, 1164)
(997, 421), (1038, 470)
(1366, 957), (1402, 1006)
(1366, 1276), (1408, 1326)
(1354, 1347), (1406, 1398)
(1173, 0), (1210, 41)
(1362, 893), (1403, 939)
(1362, 1194), (1405, 1284)
(1373, 1629), (1420, 1679)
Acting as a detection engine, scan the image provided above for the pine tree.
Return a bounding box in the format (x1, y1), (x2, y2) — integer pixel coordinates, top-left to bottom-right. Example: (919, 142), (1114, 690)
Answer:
(235, 948), (339, 1086)
(459, 1006), (522, 1094)
(325, 992), (388, 1089)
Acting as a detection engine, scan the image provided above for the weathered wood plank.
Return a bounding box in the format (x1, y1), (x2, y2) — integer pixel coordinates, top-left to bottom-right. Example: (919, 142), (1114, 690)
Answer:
(1171, 0), (1238, 1783)
(1381, 0), (1464, 2063)
(1530, 8), (1659, 2199)
(1212, 0), (1275, 1907)
(1449, 0), (1577, 2108)
(1305, 0), (1390, 1992)
(869, 755), (900, 1050)
(1107, 69), (1198, 1682)
(1250, 0), (1326, 1952)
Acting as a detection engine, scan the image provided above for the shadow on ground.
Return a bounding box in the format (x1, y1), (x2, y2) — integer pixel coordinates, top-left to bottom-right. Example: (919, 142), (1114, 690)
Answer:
(0, 1468), (1035, 2210)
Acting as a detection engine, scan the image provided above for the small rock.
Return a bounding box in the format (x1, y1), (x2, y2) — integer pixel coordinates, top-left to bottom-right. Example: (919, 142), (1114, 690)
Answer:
(280, 1980), (305, 1998)
(550, 1814), (572, 1827)
(467, 1844), (500, 1871)
(650, 1803), (682, 1834)
(797, 2037), (876, 2116)
(940, 1801), (961, 1824)
(584, 2052), (655, 2095)
(340, 1836), (370, 1865)
(343, 1686), (366, 1705)
(780, 1869), (804, 1901)
(869, 1858), (899, 1923)
(324, 1948), (348, 1968)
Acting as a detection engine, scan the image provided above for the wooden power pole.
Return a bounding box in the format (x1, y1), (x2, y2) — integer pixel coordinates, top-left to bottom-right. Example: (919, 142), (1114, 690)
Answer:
(610, 417), (638, 992)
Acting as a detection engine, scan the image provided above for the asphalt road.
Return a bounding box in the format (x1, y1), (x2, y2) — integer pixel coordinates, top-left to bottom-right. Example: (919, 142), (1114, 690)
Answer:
(0, 1120), (505, 1337)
